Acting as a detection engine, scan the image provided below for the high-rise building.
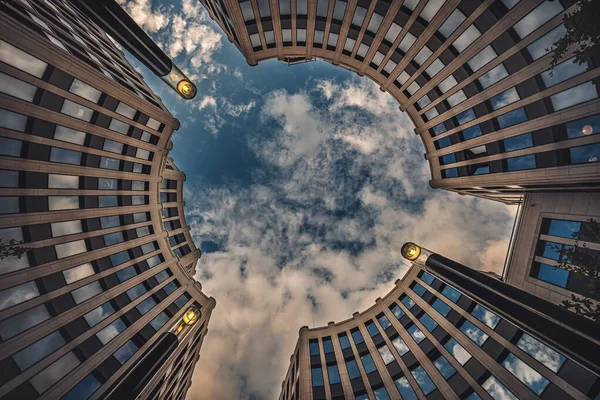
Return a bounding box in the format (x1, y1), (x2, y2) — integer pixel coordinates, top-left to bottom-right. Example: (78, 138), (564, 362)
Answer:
(278, 243), (600, 400)
(0, 1), (214, 399)
(200, 0), (600, 204)
(503, 191), (600, 310)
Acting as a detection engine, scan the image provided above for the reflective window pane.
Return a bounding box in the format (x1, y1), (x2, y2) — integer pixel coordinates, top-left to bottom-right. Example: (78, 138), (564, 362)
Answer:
(30, 352), (80, 394)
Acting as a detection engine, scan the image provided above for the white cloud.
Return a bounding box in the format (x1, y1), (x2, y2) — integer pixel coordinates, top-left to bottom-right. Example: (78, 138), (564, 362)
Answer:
(120, 0), (169, 32)
(185, 76), (517, 399)
(197, 96), (217, 110)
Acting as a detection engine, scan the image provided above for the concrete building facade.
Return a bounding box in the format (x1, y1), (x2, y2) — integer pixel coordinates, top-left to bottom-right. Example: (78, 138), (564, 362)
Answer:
(200, 0), (600, 204)
(0, 0), (213, 399)
(278, 260), (600, 400)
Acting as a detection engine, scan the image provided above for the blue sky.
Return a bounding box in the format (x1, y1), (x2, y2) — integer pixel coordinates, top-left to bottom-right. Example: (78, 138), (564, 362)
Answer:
(119, 0), (517, 398)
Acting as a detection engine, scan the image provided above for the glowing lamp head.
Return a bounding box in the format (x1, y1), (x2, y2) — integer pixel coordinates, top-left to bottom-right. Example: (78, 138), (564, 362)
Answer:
(177, 80), (197, 99)
(401, 242), (421, 261)
(582, 125), (593, 136)
(183, 310), (198, 325)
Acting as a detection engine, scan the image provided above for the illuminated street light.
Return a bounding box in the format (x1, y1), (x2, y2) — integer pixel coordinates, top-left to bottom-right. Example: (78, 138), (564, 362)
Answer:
(73, 0), (197, 99)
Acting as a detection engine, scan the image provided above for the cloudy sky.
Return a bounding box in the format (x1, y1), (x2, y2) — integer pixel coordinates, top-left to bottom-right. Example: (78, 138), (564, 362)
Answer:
(117, 0), (517, 398)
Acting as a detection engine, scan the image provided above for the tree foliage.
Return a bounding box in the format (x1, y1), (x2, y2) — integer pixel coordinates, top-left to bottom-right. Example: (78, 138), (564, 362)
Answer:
(554, 219), (600, 322)
(550, 0), (600, 70)
(0, 238), (27, 261)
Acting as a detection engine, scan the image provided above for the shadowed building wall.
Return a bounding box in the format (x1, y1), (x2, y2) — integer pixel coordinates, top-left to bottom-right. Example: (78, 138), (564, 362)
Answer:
(0, 1), (214, 399)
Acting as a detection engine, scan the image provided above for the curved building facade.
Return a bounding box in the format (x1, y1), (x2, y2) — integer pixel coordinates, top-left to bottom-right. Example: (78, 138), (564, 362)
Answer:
(201, 0), (600, 204)
(0, 1), (213, 399)
(278, 258), (600, 400)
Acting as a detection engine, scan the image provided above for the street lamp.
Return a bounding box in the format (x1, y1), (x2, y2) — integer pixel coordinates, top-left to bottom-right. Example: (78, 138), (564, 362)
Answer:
(72, 0), (197, 100)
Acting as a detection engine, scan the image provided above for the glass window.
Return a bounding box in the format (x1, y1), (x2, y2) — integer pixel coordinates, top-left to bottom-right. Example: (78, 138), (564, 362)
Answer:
(367, 12), (383, 33)
(264, 31), (275, 44)
(48, 174), (79, 189)
(316, 0), (329, 16)
(424, 107), (439, 120)
(257, 0), (270, 17)
(282, 29), (292, 42)
(327, 365), (341, 384)
(497, 108), (527, 129)
(513, 1), (563, 39)
(503, 133), (532, 152)
(546, 219), (581, 239)
(0, 40), (47, 77)
(344, 37), (356, 52)
(482, 376), (518, 400)
(447, 90), (467, 107)
(55, 239), (87, 259)
(378, 345), (395, 365)
(110, 118), (130, 135)
(506, 155), (536, 171)
(297, 0), (307, 14)
(371, 51), (385, 66)
(419, 313), (438, 332)
(249, 34), (261, 48)
(150, 312), (170, 330)
(360, 353), (377, 374)
(383, 59), (397, 74)
(323, 338), (334, 353)
(96, 318), (127, 344)
(352, 6), (367, 26)
(62, 374), (101, 400)
(411, 366), (436, 395)
(104, 232), (124, 246)
(537, 263), (569, 287)
(99, 195), (118, 207)
(54, 125), (86, 145)
(502, 353), (549, 394)
(395, 376), (418, 400)
(517, 333), (565, 373)
(0, 72), (37, 101)
(425, 58), (445, 78)
(51, 220), (82, 237)
(351, 329), (364, 344)
(30, 352), (80, 394)
(542, 58), (588, 88)
(471, 304), (500, 329)
(479, 64), (509, 89)
(467, 46), (497, 72)
(398, 32), (416, 53)
(444, 338), (471, 365)
(432, 299), (451, 316)
(239, 1), (254, 20)
(332, 0), (346, 20)
(61, 99), (94, 122)
(146, 118), (160, 131)
(311, 367), (324, 387)
(407, 324), (426, 343)
(50, 147), (82, 165)
(114, 340), (138, 364)
(72, 281), (102, 304)
(403, 0), (419, 10)
(527, 25), (566, 61)
(434, 355), (456, 379)
(100, 215), (120, 228)
(0, 109), (27, 131)
(452, 25), (480, 53)
(490, 88), (520, 110)
(116, 266), (136, 282)
(0, 304), (49, 340)
(378, 314), (392, 329)
(414, 46), (433, 66)
(346, 359), (361, 379)
(69, 79), (101, 103)
(339, 334), (351, 349)
(115, 102), (136, 119)
(392, 336), (410, 356)
(63, 263), (94, 284)
(314, 30), (324, 44)
(366, 321), (379, 337)
(566, 114), (600, 139)
(385, 22), (402, 43)
(460, 320), (488, 346)
(439, 9), (466, 38)
(438, 75), (458, 93)
(103, 139), (123, 154)
(327, 32), (339, 47)
(0, 137), (22, 157)
(0, 196), (20, 214)
(127, 283), (147, 301)
(373, 387), (391, 400)
(551, 82), (598, 111)
(406, 81), (420, 96)
(0, 281), (39, 311)
(420, 0), (445, 22)
(441, 285), (461, 302)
